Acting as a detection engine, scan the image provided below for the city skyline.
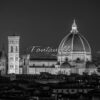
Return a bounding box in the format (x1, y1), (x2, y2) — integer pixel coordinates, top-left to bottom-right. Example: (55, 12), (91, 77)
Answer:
(0, 1), (99, 99)
(0, 0), (99, 54)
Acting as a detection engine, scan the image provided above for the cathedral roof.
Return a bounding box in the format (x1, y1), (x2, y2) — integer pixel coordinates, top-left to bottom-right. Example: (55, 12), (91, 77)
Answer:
(58, 20), (91, 55)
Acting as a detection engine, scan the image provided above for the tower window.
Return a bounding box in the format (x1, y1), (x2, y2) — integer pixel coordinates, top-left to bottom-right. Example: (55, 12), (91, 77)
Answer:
(15, 65), (18, 69)
(10, 57), (13, 61)
(11, 46), (13, 52)
(15, 57), (18, 61)
(16, 46), (18, 52)
(10, 65), (14, 69)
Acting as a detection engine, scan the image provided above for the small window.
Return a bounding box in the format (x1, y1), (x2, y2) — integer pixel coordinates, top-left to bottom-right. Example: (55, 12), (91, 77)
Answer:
(10, 57), (13, 61)
(16, 46), (18, 52)
(11, 46), (13, 52)
(15, 57), (19, 61)
(76, 58), (81, 63)
(15, 65), (18, 70)
(65, 57), (68, 62)
(10, 65), (14, 69)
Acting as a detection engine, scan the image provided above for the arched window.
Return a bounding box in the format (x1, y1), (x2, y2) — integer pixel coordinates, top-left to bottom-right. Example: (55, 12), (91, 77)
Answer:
(76, 58), (81, 63)
(65, 57), (68, 62)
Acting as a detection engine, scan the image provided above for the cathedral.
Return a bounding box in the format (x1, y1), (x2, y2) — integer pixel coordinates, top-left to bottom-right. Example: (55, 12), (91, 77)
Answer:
(0, 20), (98, 75)
(58, 20), (91, 63)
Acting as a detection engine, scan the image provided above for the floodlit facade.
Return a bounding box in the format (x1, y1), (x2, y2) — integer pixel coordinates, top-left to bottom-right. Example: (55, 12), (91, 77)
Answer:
(8, 35), (20, 74)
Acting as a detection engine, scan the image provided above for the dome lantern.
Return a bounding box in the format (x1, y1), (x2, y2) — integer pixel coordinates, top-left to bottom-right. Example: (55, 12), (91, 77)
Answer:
(71, 20), (78, 33)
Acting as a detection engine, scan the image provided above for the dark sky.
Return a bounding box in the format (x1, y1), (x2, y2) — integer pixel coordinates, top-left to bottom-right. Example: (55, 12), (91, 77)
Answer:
(0, 0), (100, 54)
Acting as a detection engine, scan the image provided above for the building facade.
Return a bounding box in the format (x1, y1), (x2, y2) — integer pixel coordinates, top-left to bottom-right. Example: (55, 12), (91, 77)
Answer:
(8, 35), (20, 74)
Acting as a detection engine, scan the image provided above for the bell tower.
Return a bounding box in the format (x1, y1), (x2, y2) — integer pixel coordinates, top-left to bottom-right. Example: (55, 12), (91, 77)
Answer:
(8, 35), (20, 74)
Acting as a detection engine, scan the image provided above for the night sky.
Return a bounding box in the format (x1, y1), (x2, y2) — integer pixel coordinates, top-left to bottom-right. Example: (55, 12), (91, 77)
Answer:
(0, 0), (100, 54)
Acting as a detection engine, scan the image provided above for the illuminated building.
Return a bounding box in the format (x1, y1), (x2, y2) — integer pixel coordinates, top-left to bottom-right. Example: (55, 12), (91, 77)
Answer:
(58, 20), (91, 65)
(7, 20), (97, 75)
(56, 20), (93, 74)
(8, 35), (20, 74)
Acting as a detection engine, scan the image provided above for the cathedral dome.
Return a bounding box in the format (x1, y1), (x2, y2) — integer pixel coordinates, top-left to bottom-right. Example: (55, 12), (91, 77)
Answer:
(58, 20), (91, 63)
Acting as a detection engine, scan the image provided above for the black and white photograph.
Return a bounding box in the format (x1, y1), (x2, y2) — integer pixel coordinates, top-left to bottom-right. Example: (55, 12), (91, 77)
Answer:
(0, 0), (100, 100)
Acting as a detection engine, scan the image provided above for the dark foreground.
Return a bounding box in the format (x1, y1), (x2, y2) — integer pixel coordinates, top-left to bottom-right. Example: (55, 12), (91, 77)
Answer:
(0, 73), (100, 100)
